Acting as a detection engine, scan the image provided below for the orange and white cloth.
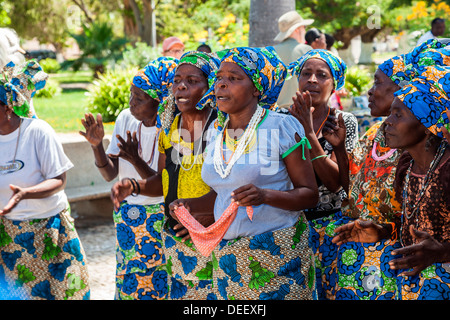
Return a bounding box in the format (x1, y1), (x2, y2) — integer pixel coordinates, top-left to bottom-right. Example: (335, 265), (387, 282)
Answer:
(173, 202), (253, 257)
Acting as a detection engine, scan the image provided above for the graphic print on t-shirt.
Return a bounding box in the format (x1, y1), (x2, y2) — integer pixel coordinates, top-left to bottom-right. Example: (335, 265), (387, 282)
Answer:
(0, 160), (24, 175)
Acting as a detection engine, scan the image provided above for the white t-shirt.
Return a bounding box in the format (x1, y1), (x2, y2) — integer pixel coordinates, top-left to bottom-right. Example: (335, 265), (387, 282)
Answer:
(106, 108), (164, 205)
(0, 118), (73, 221)
(417, 30), (435, 45)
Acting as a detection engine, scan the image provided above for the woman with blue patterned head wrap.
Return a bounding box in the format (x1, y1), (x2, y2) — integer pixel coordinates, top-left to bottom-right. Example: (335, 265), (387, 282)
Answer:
(328, 42), (450, 301)
(0, 60), (91, 300)
(81, 56), (178, 300)
(385, 64), (450, 300)
(286, 49), (360, 300)
(199, 46), (287, 130)
(167, 46), (319, 300)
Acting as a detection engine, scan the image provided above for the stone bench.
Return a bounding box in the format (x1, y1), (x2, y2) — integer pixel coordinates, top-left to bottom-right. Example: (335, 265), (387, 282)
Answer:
(58, 134), (117, 226)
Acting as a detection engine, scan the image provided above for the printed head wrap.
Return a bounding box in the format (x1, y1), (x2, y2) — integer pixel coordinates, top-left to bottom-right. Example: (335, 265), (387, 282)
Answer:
(0, 60), (48, 117)
(288, 49), (347, 91)
(200, 46), (287, 130)
(132, 57), (178, 132)
(158, 51), (221, 134)
(378, 38), (450, 87)
(132, 56), (178, 103)
(394, 64), (450, 138)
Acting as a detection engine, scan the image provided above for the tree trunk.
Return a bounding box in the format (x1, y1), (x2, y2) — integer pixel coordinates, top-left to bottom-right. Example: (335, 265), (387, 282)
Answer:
(123, 0), (139, 43)
(359, 28), (382, 64)
(248, 0), (295, 47)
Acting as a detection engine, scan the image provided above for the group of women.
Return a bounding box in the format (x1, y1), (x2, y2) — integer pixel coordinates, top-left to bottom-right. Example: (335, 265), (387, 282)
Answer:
(0, 36), (449, 300)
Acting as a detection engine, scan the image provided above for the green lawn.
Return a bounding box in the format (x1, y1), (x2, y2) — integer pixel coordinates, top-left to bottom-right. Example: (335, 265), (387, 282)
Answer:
(33, 88), (115, 134)
(33, 70), (116, 134)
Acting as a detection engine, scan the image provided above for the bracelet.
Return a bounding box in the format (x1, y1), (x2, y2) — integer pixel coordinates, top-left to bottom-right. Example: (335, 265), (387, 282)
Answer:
(130, 178), (140, 197)
(94, 161), (108, 168)
(311, 154), (327, 162)
(124, 177), (136, 195)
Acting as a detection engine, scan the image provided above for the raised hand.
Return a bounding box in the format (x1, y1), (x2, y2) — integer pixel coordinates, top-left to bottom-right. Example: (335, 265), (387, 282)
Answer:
(109, 130), (140, 165)
(80, 113), (105, 147)
(323, 109), (347, 148)
(289, 91), (314, 136)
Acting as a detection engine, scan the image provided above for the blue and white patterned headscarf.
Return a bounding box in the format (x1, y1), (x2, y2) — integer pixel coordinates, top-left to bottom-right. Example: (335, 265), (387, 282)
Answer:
(395, 64), (450, 138)
(378, 38), (450, 87)
(288, 49), (347, 91)
(199, 46), (287, 130)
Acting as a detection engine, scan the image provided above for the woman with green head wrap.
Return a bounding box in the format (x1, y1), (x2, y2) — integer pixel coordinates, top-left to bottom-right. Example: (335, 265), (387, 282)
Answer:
(0, 60), (90, 300)
(111, 51), (221, 300)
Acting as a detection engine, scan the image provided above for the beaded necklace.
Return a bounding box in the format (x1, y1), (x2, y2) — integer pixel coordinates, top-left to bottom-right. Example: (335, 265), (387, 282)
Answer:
(213, 105), (265, 179)
(400, 140), (447, 246)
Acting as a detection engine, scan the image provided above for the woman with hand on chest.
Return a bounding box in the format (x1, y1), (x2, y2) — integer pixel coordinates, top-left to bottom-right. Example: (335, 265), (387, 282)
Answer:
(170, 47), (319, 300)
(110, 51), (221, 300)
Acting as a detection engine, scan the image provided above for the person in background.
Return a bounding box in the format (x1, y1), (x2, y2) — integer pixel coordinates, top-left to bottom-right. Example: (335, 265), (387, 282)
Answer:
(197, 43), (212, 53)
(0, 60), (90, 300)
(305, 28), (327, 50)
(79, 57), (178, 300)
(325, 33), (339, 56)
(417, 18), (446, 45)
(273, 10), (313, 109)
(162, 36), (185, 60)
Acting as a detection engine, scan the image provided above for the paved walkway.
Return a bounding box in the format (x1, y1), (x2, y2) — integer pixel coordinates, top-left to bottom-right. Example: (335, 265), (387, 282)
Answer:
(77, 222), (116, 300)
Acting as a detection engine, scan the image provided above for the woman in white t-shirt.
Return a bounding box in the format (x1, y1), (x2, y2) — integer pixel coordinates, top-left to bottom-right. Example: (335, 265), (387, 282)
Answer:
(79, 57), (177, 300)
(0, 60), (90, 300)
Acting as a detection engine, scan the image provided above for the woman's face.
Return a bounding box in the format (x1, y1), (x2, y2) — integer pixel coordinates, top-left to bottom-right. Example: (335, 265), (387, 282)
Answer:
(367, 69), (400, 117)
(297, 58), (334, 107)
(214, 62), (259, 115)
(384, 97), (427, 149)
(129, 84), (159, 122)
(172, 64), (209, 113)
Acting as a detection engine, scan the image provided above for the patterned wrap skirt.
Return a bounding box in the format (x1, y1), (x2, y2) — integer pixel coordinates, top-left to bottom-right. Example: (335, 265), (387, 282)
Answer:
(212, 213), (316, 300)
(0, 208), (90, 300)
(162, 223), (215, 300)
(396, 263), (450, 300)
(308, 211), (341, 300)
(114, 201), (168, 300)
(332, 216), (401, 300)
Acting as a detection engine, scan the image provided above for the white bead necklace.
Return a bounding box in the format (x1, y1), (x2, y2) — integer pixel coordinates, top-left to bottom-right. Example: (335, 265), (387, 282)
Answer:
(213, 105), (264, 179)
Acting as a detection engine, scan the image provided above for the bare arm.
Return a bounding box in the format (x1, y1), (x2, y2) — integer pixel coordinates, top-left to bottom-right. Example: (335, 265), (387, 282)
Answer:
(0, 173), (67, 215)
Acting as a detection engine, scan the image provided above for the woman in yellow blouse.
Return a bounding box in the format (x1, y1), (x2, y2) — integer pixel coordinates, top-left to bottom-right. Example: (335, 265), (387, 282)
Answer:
(110, 51), (220, 300)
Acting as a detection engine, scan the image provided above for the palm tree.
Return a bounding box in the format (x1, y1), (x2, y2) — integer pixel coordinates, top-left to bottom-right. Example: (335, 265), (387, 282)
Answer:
(63, 21), (128, 77)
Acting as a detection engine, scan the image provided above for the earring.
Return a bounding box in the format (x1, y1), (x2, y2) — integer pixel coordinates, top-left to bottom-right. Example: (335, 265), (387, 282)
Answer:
(7, 114), (11, 120)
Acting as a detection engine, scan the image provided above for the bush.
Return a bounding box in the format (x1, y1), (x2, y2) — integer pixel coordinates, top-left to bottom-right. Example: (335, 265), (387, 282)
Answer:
(344, 65), (373, 97)
(39, 58), (61, 74)
(34, 78), (62, 98)
(121, 42), (160, 69)
(85, 67), (137, 122)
